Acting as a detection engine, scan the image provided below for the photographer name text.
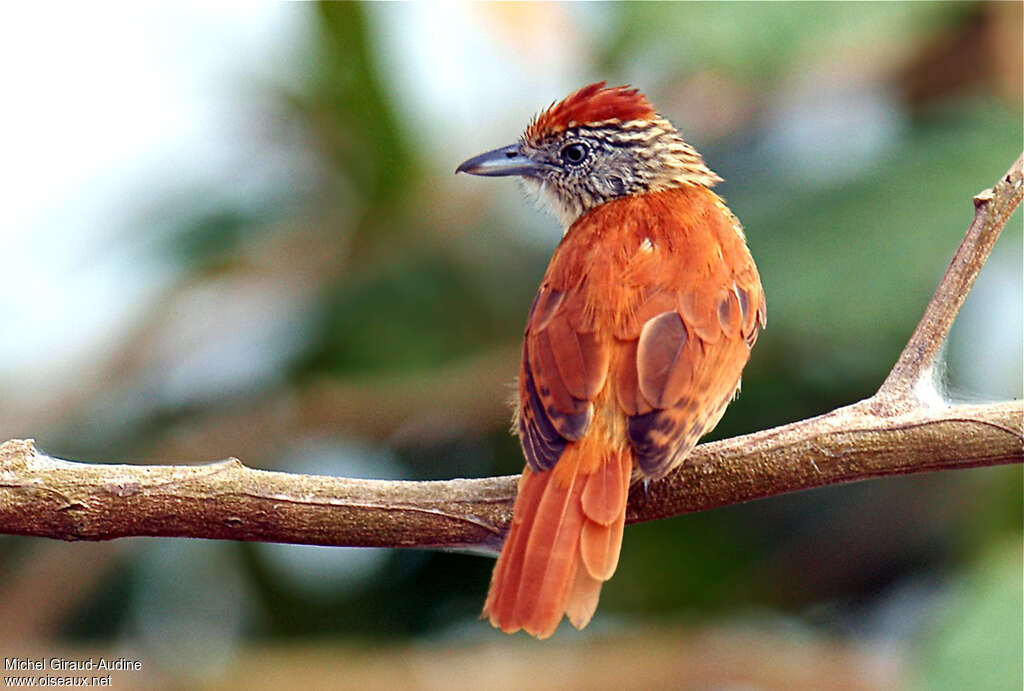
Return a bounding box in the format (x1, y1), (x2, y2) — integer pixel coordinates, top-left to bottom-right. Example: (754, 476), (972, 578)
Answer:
(4, 658), (141, 673)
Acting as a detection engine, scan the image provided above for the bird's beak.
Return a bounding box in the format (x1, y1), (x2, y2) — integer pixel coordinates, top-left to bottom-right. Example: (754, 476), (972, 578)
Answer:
(456, 144), (548, 177)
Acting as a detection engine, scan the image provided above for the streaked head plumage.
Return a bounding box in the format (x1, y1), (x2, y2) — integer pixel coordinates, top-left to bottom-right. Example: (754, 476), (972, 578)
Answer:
(524, 82), (656, 141)
(458, 82), (721, 228)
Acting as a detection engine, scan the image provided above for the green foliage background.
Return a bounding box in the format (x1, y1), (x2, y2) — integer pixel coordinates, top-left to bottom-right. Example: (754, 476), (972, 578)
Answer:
(3, 2), (1020, 687)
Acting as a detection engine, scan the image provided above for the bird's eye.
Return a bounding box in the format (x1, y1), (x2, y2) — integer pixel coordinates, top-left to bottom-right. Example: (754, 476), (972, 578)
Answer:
(560, 142), (589, 166)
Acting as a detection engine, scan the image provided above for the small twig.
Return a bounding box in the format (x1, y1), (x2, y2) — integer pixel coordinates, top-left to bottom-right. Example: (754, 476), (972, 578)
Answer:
(1, 153), (1021, 550)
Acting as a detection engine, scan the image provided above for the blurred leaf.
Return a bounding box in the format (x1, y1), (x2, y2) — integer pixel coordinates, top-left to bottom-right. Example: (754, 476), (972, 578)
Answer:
(610, 509), (766, 614)
(299, 253), (514, 375)
(733, 101), (1022, 383)
(292, 2), (419, 211)
(600, 2), (968, 81)
(907, 538), (1023, 691)
(166, 207), (261, 268)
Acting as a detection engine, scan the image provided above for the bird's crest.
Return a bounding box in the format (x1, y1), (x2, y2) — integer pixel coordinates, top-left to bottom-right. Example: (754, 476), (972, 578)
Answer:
(525, 82), (656, 141)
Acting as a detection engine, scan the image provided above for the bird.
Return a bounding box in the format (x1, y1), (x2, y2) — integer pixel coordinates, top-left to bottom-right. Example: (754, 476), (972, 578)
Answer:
(456, 82), (765, 639)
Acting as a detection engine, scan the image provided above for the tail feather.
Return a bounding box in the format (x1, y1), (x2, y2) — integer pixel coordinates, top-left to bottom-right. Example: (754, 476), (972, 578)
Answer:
(565, 561), (602, 629)
(513, 464), (586, 637)
(579, 451), (631, 580)
(580, 449), (629, 525)
(483, 469), (545, 626)
(483, 445), (631, 638)
(580, 507), (626, 581)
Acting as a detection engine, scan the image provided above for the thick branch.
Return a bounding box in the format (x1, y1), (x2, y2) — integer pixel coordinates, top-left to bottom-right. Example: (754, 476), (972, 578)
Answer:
(1, 154), (1021, 551)
(0, 399), (1019, 551)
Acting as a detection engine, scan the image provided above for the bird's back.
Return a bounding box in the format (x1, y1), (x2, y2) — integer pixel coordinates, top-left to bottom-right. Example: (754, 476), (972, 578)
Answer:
(520, 184), (765, 479)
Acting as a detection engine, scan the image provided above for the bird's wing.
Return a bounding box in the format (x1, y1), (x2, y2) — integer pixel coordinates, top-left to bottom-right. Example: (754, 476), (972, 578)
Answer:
(517, 283), (611, 472)
(614, 252), (766, 478)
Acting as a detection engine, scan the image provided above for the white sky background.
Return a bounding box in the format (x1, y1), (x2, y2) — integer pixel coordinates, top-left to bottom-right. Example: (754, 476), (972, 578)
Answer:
(0, 5), (301, 397)
(0, 4), (590, 403)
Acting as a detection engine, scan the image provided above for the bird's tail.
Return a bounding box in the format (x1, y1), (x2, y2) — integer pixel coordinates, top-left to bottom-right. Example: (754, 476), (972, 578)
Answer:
(483, 438), (632, 638)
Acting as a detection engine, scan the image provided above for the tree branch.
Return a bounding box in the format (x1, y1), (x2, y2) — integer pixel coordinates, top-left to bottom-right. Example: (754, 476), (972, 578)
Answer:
(1, 153), (1021, 552)
(874, 151), (1024, 413)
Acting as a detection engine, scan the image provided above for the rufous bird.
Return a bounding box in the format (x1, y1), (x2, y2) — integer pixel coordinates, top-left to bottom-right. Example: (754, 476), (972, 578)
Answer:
(456, 82), (765, 638)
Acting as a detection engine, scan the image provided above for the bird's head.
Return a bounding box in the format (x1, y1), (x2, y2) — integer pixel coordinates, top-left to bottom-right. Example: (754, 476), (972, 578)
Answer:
(457, 82), (721, 228)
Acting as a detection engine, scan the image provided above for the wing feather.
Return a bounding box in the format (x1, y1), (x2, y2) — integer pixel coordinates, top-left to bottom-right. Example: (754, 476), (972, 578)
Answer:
(619, 209), (765, 478)
(624, 277), (763, 477)
(518, 285), (611, 472)
(636, 310), (691, 408)
(519, 362), (567, 470)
